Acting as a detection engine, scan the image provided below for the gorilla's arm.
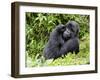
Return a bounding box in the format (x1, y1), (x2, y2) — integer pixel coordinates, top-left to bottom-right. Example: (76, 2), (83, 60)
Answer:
(58, 37), (79, 57)
(43, 25), (65, 59)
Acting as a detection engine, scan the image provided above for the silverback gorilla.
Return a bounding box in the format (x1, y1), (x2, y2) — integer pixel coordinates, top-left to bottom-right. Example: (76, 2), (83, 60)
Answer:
(43, 21), (80, 59)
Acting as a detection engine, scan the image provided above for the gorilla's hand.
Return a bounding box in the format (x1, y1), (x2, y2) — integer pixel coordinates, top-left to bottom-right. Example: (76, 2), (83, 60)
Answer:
(55, 24), (66, 33)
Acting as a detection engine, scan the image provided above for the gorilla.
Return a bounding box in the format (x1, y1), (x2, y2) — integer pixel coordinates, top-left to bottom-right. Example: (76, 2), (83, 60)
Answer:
(43, 21), (80, 59)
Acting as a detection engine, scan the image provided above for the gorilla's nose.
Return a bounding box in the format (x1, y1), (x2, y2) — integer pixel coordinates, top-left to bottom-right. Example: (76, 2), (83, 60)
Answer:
(65, 28), (70, 35)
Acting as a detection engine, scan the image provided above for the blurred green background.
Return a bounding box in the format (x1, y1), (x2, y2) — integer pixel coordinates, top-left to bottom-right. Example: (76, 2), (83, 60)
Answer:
(25, 12), (90, 67)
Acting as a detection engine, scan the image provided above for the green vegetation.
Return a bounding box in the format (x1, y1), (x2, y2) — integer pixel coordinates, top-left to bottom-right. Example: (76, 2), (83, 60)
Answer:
(25, 12), (90, 67)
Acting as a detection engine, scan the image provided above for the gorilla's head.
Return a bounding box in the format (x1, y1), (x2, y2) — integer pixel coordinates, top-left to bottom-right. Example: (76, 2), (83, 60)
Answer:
(63, 21), (80, 41)
(55, 21), (79, 41)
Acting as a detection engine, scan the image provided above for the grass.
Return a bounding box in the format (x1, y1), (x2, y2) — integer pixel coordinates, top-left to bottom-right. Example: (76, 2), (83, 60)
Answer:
(26, 33), (90, 67)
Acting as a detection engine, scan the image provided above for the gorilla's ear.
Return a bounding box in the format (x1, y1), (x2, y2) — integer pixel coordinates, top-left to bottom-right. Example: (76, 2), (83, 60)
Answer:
(76, 26), (80, 34)
(76, 26), (80, 37)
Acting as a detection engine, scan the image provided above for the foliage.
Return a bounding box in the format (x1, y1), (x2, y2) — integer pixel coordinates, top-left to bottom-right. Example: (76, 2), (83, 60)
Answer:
(25, 12), (90, 67)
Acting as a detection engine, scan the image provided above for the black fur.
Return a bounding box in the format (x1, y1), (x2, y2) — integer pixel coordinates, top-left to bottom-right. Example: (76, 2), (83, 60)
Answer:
(43, 21), (80, 59)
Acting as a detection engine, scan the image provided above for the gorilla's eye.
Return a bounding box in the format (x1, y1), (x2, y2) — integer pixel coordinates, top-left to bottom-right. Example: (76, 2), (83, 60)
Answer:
(70, 28), (74, 32)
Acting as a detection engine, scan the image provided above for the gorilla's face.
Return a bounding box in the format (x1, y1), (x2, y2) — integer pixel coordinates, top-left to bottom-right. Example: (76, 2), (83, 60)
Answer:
(62, 28), (72, 40)
(62, 21), (80, 41)
(55, 21), (79, 41)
